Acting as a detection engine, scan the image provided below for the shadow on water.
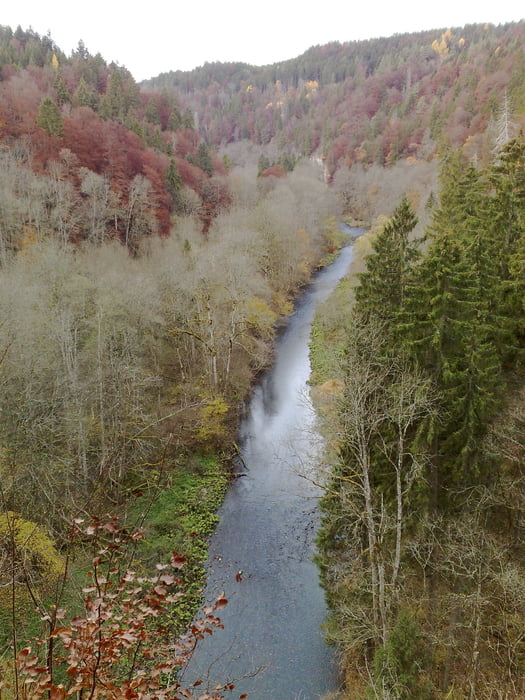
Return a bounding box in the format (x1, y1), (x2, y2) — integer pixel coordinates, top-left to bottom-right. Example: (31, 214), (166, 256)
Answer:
(180, 229), (363, 699)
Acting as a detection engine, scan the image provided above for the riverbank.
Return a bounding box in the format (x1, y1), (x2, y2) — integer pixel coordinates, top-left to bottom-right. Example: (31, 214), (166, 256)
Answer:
(178, 239), (359, 699)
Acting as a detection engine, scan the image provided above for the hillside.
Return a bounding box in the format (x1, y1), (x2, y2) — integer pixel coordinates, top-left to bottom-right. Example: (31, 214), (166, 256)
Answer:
(145, 22), (525, 176)
(0, 25), (230, 250)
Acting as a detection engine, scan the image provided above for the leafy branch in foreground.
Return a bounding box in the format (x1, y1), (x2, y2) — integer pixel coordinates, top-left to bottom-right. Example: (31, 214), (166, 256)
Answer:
(0, 516), (244, 700)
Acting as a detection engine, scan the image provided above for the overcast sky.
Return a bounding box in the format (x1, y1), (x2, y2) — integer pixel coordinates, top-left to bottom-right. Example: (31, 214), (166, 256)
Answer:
(2, 0), (524, 82)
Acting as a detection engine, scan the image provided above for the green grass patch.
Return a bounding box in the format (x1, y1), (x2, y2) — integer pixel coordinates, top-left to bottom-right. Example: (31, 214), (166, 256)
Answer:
(127, 454), (229, 629)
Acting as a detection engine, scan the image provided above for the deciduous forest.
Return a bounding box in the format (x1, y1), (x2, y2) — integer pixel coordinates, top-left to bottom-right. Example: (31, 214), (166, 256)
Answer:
(0, 19), (524, 699)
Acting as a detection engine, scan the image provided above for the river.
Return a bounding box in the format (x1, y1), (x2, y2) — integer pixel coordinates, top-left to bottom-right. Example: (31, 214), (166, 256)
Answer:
(180, 231), (360, 699)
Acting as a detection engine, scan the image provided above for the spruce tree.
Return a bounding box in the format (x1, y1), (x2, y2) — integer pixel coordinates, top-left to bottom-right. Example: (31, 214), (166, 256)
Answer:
(73, 76), (98, 110)
(355, 195), (419, 336)
(401, 230), (501, 500)
(167, 106), (182, 131)
(488, 136), (525, 349)
(53, 70), (71, 106)
(166, 158), (183, 210)
(195, 142), (213, 177)
(36, 96), (63, 136)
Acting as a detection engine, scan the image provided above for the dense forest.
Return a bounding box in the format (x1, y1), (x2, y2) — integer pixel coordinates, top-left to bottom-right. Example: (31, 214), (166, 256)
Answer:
(0, 18), (524, 699)
(146, 22), (525, 176)
(311, 137), (525, 698)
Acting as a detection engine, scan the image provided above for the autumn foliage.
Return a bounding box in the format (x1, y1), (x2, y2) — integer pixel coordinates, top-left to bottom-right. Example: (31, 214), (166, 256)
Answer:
(0, 516), (244, 700)
(149, 22), (525, 176)
(0, 26), (227, 245)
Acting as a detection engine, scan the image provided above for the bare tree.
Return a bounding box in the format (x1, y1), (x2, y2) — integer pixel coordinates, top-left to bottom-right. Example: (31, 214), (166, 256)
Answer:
(336, 318), (434, 643)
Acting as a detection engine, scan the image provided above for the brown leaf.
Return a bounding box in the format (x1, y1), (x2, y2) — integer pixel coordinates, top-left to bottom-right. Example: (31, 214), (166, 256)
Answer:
(214, 595), (228, 610)
(171, 553), (187, 569)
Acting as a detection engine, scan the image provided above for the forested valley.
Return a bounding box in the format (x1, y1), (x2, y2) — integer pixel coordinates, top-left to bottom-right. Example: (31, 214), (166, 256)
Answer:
(0, 19), (524, 699)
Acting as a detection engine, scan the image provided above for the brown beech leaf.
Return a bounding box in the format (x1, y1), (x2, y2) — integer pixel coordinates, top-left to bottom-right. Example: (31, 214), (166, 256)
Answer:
(214, 594), (228, 610)
(171, 553), (187, 569)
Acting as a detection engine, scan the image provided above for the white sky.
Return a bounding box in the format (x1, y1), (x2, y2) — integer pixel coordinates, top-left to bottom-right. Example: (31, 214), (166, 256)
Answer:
(2, 1), (524, 82)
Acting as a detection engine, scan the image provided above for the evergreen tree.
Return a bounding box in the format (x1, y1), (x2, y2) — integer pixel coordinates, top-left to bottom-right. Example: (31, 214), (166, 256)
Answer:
(99, 67), (140, 122)
(488, 136), (525, 340)
(182, 108), (194, 129)
(166, 158), (182, 201)
(371, 611), (435, 700)
(401, 230), (501, 499)
(195, 142), (213, 176)
(73, 76), (98, 110)
(257, 154), (270, 175)
(355, 195), (419, 335)
(36, 96), (63, 136)
(167, 106), (182, 131)
(54, 70), (71, 106)
(145, 98), (160, 125)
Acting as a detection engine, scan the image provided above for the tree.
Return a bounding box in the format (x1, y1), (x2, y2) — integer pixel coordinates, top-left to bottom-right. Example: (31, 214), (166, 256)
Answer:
(123, 174), (158, 254)
(489, 137), (525, 325)
(182, 108), (195, 129)
(400, 231), (501, 501)
(36, 97), (63, 137)
(195, 143), (213, 177)
(73, 76), (98, 110)
(318, 318), (433, 646)
(167, 105), (182, 131)
(53, 70), (70, 106)
(79, 167), (117, 244)
(166, 158), (183, 206)
(370, 610), (435, 699)
(354, 195), (419, 335)
(99, 67), (140, 122)
(0, 511), (65, 643)
(257, 154), (270, 175)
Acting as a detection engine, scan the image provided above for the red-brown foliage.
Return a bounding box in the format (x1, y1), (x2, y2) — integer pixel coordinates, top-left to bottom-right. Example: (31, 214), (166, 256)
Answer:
(260, 164), (286, 178)
(1, 516), (239, 700)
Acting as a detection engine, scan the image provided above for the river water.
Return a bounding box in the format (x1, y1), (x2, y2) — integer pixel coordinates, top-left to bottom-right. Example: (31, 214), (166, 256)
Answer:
(181, 232), (359, 699)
